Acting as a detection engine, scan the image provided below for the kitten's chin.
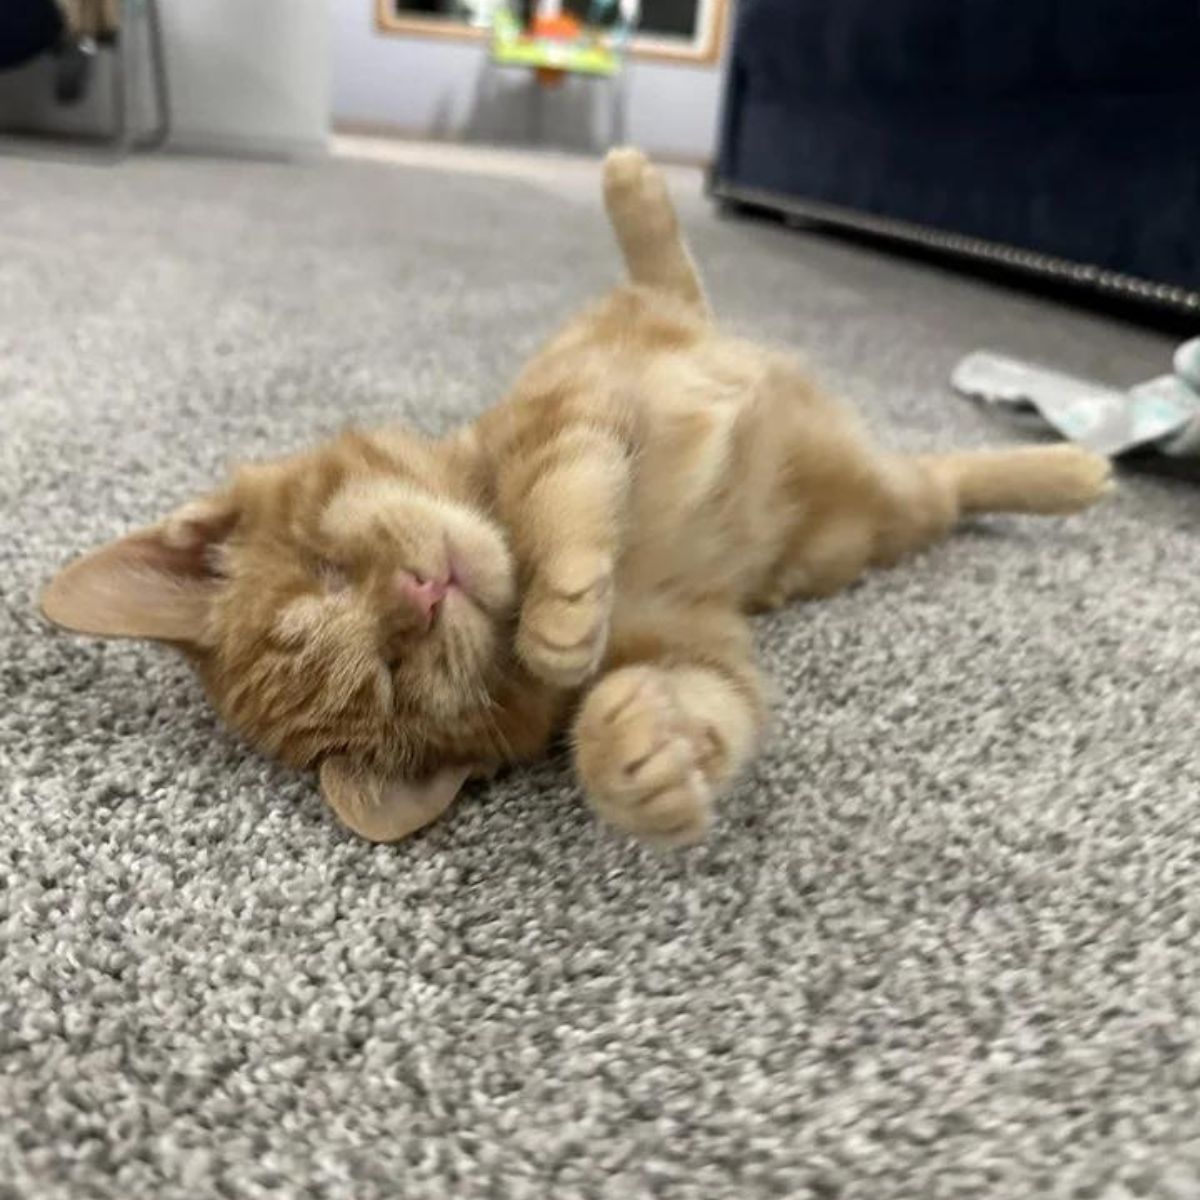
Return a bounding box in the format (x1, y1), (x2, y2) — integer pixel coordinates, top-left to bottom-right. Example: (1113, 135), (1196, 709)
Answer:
(405, 595), (502, 719)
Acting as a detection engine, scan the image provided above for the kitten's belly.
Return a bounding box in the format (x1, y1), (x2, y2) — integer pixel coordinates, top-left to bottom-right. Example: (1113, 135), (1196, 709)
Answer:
(619, 355), (789, 605)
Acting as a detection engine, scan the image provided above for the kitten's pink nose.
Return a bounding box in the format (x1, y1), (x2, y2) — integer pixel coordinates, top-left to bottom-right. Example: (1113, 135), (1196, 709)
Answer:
(393, 569), (447, 624)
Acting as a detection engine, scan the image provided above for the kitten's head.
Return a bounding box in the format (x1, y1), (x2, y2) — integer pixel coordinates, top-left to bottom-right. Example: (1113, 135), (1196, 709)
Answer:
(41, 429), (527, 841)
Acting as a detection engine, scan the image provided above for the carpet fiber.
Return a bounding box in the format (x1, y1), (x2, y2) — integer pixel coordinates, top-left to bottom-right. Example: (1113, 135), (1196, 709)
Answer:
(2, 147), (1198, 1200)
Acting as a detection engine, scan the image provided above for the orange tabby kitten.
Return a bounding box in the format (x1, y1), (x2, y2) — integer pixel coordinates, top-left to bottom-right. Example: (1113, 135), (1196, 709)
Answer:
(42, 149), (1111, 847)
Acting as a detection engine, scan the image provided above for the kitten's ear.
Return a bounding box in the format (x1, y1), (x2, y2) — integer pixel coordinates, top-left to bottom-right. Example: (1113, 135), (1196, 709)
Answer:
(40, 494), (238, 643)
(319, 756), (470, 843)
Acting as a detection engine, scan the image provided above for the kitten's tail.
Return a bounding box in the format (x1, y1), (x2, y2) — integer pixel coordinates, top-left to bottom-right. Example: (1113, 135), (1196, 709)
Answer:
(603, 147), (710, 319)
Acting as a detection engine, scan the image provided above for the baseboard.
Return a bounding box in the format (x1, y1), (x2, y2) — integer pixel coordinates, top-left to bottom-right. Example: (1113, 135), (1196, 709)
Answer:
(167, 129), (330, 163)
(332, 117), (709, 170)
(333, 117), (427, 143)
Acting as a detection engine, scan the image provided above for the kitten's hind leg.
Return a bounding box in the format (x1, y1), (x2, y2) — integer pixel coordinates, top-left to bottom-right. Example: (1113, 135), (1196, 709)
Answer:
(870, 444), (1112, 571)
(919, 444), (1113, 517)
(757, 444), (1111, 606)
(573, 601), (764, 846)
(603, 147), (710, 318)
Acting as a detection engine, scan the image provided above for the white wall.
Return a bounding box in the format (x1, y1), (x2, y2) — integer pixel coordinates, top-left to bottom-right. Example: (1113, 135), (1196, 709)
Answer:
(0, 0), (330, 158)
(164, 0), (330, 156)
(331, 0), (725, 162)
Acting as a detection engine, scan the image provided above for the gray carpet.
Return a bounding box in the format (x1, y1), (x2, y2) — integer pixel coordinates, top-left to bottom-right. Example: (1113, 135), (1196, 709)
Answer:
(3, 149), (1199, 1200)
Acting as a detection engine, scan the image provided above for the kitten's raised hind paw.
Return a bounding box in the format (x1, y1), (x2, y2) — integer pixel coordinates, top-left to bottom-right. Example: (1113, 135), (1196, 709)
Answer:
(574, 666), (716, 847)
(603, 147), (675, 237)
(603, 146), (652, 191)
(516, 551), (613, 690)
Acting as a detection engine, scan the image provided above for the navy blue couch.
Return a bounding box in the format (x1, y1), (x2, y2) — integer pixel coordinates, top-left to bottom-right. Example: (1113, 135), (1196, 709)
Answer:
(712, 0), (1200, 312)
(0, 0), (62, 71)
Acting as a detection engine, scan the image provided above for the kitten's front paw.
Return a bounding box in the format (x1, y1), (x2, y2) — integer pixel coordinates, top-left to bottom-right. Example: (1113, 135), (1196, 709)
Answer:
(516, 551), (613, 689)
(574, 666), (716, 847)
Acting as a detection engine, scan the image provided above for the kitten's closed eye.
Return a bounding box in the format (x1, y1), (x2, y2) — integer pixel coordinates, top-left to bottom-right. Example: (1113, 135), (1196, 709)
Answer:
(317, 558), (352, 594)
(204, 544), (232, 579)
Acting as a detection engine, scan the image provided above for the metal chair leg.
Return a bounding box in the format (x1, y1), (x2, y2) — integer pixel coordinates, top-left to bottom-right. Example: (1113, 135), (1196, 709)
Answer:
(608, 70), (626, 147)
(106, 0), (170, 159)
(136, 0), (170, 150)
(105, 0), (135, 160)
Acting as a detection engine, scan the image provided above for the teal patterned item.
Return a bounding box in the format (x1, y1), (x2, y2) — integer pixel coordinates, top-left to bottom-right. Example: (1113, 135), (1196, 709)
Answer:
(953, 339), (1200, 460)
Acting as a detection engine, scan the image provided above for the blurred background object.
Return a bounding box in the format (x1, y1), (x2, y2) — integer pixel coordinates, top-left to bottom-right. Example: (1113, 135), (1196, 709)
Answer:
(2, 0), (1194, 314)
(484, 1), (640, 144)
(0, 0), (64, 75)
(354, 0), (729, 159)
(0, 0), (168, 154)
(710, 0), (1200, 313)
(0, 0), (329, 159)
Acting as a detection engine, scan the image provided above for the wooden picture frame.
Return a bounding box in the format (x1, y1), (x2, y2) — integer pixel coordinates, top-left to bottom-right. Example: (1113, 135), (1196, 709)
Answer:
(373, 0), (730, 66)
